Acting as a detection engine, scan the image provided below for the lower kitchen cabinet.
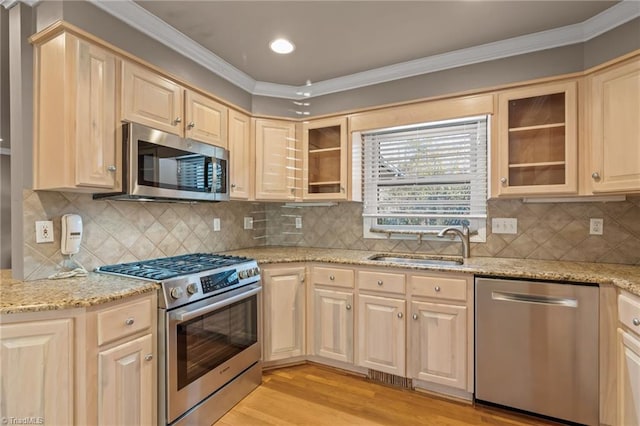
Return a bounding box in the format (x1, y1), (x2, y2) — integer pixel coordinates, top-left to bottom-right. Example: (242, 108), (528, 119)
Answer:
(617, 291), (640, 425)
(262, 265), (306, 362)
(357, 293), (406, 376)
(313, 288), (354, 363)
(0, 315), (75, 424)
(409, 301), (466, 389)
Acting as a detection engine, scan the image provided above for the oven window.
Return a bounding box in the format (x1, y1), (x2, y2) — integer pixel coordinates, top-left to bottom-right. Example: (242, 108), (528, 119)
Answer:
(176, 295), (257, 390)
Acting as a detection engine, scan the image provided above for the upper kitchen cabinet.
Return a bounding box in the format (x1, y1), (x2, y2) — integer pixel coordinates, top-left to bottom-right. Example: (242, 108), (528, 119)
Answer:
(228, 110), (252, 199)
(588, 56), (640, 194)
(121, 61), (183, 135)
(302, 117), (348, 200)
(32, 31), (120, 192)
(254, 118), (299, 201)
(495, 81), (578, 197)
(121, 62), (228, 147)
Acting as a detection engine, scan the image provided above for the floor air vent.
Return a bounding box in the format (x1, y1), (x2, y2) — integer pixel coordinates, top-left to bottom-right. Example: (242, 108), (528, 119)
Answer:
(367, 369), (412, 389)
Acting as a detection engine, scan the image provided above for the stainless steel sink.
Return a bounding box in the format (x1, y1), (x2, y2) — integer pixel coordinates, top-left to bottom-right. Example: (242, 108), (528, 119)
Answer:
(367, 254), (463, 266)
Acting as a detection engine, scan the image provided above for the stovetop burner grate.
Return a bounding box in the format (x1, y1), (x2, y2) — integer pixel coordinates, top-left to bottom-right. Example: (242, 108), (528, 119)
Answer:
(96, 253), (250, 280)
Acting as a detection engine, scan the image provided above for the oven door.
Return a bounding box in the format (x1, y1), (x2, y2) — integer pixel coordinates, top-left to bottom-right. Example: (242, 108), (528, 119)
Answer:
(166, 283), (261, 424)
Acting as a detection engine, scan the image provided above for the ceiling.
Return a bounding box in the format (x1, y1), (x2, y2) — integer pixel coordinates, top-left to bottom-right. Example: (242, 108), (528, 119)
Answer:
(134, 0), (618, 87)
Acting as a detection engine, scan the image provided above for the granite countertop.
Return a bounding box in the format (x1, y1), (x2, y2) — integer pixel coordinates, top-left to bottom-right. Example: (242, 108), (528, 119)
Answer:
(224, 247), (640, 297)
(0, 270), (158, 315)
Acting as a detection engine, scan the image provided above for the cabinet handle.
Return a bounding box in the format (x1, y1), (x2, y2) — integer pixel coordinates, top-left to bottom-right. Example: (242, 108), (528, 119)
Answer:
(397, 312), (403, 319)
(107, 165), (117, 172)
(633, 318), (640, 326)
(174, 117), (182, 124)
(592, 172), (601, 180)
(412, 313), (418, 320)
(346, 304), (352, 310)
(329, 275), (335, 280)
(434, 285), (441, 292)
(187, 121), (195, 129)
(144, 354), (153, 362)
(500, 177), (507, 184)
(377, 280), (383, 286)
(125, 318), (135, 326)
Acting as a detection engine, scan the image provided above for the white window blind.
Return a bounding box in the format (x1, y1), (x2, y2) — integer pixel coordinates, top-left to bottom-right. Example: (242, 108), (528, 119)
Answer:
(362, 115), (488, 236)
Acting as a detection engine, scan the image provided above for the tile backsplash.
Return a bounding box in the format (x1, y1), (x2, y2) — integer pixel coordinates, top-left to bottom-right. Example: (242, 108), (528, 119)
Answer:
(22, 191), (640, 280)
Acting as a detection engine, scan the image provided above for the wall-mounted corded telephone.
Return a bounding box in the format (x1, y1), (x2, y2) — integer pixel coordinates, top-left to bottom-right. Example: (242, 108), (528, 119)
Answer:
(61, 214), (83, 255)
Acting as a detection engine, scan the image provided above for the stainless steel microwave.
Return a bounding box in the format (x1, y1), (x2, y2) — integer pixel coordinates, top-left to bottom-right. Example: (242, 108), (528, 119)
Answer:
(94, 122), (229, 202)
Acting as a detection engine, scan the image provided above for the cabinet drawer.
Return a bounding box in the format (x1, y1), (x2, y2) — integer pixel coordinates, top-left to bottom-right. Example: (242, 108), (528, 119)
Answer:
(312, 266), (354, 288)
(410, 275), (468, 301)
(97, 297), (153, 346)
(358, 270), (405, 294)
(619, 292), (640, 337)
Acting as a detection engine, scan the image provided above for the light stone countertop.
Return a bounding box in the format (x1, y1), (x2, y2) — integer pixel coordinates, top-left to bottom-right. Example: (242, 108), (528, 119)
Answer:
(0, 270), (158, 315)
(224, 247), (640, 297)
(3, 246), (640, 315)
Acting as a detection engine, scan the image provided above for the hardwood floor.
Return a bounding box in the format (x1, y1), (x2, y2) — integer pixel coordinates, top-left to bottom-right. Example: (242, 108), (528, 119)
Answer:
(217, 364), (559, 426)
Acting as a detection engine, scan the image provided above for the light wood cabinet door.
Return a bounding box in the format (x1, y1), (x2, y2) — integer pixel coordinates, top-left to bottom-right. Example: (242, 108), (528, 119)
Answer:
(409, 301), (467, 389)
(254, 119), (298, 200)
(0, 318), (74, 424)
(263, 266), (306, 361)
(34, 32), (119, 191)
(121, 61), (183, 135)
(494, 81), (578, 196)
(618, 328), (640, 426)
(357, 294), (405, 376)
(589, 57), (640, 193)
(228, 109), (252, 199)
(302, 117), (348, 200)
(98, 333), (155, 426)
(313, 288), (354, 363)
(185, 90), (228, 147)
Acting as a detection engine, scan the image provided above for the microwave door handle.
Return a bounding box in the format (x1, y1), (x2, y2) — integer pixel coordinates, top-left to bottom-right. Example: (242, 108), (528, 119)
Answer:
(171, 285), (261, 322)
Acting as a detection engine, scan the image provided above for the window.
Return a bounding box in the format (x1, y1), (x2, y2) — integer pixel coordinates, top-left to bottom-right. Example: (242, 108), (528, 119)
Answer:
(361, 115), (488, 241)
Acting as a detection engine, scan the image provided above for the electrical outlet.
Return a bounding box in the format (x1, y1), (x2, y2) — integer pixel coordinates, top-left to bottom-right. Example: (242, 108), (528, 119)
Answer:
(213, 218), (221, 232)
(35, 220), (54, 243)
(492, 218), (518, 234)
(244, 217), (253, 230)
(590, 218), (604, 235)
(295, 217), (302, 229)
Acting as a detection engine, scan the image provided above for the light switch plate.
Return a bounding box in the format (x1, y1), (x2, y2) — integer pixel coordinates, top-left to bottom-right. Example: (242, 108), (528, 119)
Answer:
(35, 220), (54, 243)
(244, 217), (253, 230)
(590, 218), (603, 235)
(492, 218), (518, 234)
(295, 217), (302, 229)
(213, 218), (221, 232)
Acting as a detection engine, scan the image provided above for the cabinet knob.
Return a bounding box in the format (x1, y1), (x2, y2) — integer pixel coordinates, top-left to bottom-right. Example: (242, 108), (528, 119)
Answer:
(397, 312), (403, 319)
(346, 304), (352, 310)
(434, 285), (441, 292)
(633, 318), (640, 326)
(125, 318), (135, 326)
(377, 280), (383, 286)
(231, 184), (237, 189)
(187, 121), (195, 129)
(412, 313), (419, 320)
(290, 188), (295, 195)
(144, 354), (153, 362)
(329, 275), (335, 281)
(500, 177), (507, 184)
(340, 186), (345, 193)
(107, 165), (117, 172)
(592, 172), (601, 180)
(174, 117), (182, 124)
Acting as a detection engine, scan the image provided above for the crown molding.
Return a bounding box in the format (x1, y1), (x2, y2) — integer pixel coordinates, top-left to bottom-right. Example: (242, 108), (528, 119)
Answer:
(0, 0), (38, 10)
(18, 0), (640, 99)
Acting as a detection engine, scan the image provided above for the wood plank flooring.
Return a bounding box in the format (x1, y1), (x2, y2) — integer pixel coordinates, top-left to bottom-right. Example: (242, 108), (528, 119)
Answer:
(217, 364), (559, 426)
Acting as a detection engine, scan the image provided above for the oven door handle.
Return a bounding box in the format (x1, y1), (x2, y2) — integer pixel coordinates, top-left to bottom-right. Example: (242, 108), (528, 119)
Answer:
(171, 285), (261, 323)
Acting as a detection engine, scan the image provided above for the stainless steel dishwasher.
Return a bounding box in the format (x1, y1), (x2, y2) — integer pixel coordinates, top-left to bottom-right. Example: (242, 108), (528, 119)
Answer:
(475, 277), (599, 425)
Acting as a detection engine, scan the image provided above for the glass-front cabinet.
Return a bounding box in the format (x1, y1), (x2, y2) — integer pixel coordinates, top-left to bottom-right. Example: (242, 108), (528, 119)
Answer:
(495, 81), (577, 196)
(302, 117), (348, 200)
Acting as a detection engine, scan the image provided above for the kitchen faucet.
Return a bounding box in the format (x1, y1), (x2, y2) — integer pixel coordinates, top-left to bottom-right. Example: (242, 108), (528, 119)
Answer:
(437, 225), (470, 258)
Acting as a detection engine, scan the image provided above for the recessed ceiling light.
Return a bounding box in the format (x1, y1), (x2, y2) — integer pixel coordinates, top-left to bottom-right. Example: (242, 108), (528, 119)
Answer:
(270, 38), (295, 54)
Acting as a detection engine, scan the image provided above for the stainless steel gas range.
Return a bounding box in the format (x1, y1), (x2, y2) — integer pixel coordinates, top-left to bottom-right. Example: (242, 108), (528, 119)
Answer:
(96, 253), (262, 426)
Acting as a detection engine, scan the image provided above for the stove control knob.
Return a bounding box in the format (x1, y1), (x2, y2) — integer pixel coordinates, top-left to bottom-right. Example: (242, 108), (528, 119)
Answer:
(254, 267), (261, 276)
(247, 268), (255, 277)
(239, 270), (248, 279)
(170, 287), (184, 300)
(186, 283), (198, 295)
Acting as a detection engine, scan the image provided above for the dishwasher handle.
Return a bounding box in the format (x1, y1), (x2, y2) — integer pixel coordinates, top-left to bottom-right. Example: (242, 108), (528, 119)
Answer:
(491, 291), (578, 308)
